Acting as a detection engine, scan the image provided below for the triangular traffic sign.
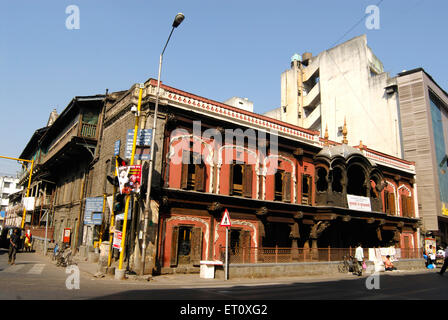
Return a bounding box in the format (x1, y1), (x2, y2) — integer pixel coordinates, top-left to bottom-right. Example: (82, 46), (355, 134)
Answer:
(220, 209), (232, 227)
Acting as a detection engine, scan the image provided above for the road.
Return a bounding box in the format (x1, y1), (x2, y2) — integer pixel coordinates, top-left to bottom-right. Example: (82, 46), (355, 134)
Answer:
(1, 248), (447, 302)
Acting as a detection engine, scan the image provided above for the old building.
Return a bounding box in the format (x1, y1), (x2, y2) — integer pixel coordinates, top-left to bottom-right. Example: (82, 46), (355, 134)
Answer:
(90, 79), (420, 275)
(17, 95), (106, 250)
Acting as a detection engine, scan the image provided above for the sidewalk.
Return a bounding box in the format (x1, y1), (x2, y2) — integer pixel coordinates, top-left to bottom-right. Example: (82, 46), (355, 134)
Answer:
(69, 254), (437, 288)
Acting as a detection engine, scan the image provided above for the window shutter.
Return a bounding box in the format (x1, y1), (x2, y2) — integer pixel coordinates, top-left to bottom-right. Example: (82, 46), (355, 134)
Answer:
(241, 230), (251, 248)
(407, 196), (413, 217)
(238, 230), (251, 263)
(194, 164), (206, 192)
(388, 193), (395, 215)
(243, 164), (253, 198)
(307, 175), (313, 205)
(401, 195), (407, 217)
(384, 191), (389, 213)
(181, 151), (189, 189)
(191, 227), (202, 266)
(283, 172), (292, 202)
(229, 164), (234, 195)
(170, 226), (179, 266)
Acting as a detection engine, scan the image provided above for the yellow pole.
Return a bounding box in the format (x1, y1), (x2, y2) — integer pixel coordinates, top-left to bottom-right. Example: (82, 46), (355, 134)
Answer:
(118, 85), (143, 271)
(21, 159), (34, 229)
(98, 193), (107, 247)
(107, 156), (118, 268)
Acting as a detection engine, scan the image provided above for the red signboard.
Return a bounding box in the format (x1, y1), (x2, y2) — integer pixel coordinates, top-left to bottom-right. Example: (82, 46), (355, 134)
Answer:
(113, 231), (122, 250)
(63, 228), (71, 243)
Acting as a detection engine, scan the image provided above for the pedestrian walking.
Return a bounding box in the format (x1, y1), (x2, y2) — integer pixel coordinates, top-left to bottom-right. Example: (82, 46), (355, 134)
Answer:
(8, 229), (20, 265)
(24, 229), (32, 252)
(354, 243), (364, 276)
(438, 245), (448, 276)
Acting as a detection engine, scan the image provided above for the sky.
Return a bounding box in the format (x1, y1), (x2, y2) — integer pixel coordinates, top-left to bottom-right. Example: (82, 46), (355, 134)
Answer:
(0, 0), (447, 176)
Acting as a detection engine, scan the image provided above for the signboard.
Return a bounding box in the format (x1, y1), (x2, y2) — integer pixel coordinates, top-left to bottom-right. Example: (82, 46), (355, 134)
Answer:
(347, 195), (371, 212)
(63, 228), (71, 243)
(23, 197), (35, 211)
(84, 197), (104, 225)
(114, 140), (121, 156)
(92, 212), (103, 225)
(425, 238), (436, 254)
(220, 209), (232, 227)
(113, 230), (122, 250)
(117, 165), (142, 194)
(125, 129), (152, 160)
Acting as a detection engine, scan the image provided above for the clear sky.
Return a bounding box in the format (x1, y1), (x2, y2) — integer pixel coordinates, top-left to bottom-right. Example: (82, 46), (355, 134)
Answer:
(0, 0), (446, 175)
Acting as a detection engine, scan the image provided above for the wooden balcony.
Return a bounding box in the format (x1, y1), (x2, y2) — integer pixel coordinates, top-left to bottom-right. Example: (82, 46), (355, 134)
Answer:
(41, 121), (97, 165)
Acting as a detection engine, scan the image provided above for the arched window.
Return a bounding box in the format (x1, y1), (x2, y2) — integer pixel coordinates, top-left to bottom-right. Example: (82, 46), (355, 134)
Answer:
(316, 167), (328, 192)
(331, 167), (343, 193)
(231, 164), (243, 196)
(274, 170), (292, 202)
(347, 164), (367, 196)
(181, 150), (206, 191)
(370, 176), (380, 199)
(274, 170), (284, 201)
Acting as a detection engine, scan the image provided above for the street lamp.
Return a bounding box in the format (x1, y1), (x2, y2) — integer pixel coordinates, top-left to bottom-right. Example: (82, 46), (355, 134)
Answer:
(141, 13), (185, 275)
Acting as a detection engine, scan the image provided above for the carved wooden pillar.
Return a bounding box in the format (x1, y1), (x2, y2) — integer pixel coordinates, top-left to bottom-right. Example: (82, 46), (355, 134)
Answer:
(289, 221), (300, 261)
(308, 221), (330, 260)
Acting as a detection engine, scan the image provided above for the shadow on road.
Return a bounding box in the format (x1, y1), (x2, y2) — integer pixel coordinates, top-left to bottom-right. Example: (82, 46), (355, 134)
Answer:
(89, 272), (448, 300)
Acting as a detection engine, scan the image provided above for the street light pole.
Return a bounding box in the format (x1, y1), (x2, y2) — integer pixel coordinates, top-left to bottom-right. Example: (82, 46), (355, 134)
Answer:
(140, 13), (184, 275)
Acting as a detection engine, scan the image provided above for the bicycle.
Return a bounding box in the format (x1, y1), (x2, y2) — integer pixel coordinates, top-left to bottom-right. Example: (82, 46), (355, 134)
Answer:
(338, 255), (355, 273)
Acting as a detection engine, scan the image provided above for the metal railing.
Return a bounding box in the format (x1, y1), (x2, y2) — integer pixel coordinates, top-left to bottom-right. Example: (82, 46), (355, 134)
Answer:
(218, 246), (422, 264)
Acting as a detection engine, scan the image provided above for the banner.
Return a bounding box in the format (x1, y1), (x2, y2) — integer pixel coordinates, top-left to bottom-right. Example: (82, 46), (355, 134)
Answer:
(347, 194), (371, 211)
(113, 230), (122, 250)
(116, 165), (142, 194)
(23, 197), (35, 211)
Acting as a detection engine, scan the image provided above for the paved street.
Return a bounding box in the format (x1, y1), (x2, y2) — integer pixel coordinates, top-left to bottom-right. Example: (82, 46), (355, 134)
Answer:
(1, 249), (447, 301)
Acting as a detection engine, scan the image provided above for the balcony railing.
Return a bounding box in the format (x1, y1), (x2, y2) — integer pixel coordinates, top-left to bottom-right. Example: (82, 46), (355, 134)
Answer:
(42, 121), (97, 164)
(81, 122), (97, 138)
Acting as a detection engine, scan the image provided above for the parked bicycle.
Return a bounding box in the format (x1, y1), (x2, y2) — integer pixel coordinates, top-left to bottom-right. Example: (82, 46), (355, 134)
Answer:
(338, 255), (356, 273)
(54, 244), (76, 267)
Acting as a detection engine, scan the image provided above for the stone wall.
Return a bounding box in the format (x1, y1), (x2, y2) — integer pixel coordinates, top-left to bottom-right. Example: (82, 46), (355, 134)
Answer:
(213, 259), (426, 279)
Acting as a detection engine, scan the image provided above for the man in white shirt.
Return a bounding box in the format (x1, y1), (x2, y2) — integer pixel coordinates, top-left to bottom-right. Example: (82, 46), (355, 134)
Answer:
(354, 243), (364, 276)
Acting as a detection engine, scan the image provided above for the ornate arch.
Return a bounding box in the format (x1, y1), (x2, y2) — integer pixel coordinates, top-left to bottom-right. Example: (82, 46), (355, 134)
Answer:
(167, 134), (214, 191)
(213, 220), (258, 259)
(261, 154), (296, 201)
(217, 145), (261, 196)
(166, 215), (210, 260)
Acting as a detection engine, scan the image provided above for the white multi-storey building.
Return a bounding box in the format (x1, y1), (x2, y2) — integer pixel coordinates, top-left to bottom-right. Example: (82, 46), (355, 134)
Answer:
(0, 176), (22, 214)
(265, 35), (402, 158)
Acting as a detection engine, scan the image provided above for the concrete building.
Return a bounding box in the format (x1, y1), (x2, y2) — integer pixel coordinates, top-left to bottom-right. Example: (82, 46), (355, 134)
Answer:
(396, 68), (448, 244)
(266, 35), (402, 158)
(223, 97), (254, 113)
(0, 176), (22, 216)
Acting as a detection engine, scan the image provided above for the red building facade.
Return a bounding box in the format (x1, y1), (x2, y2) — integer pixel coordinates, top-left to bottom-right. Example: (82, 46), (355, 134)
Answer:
(141, 80), (421, 273)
